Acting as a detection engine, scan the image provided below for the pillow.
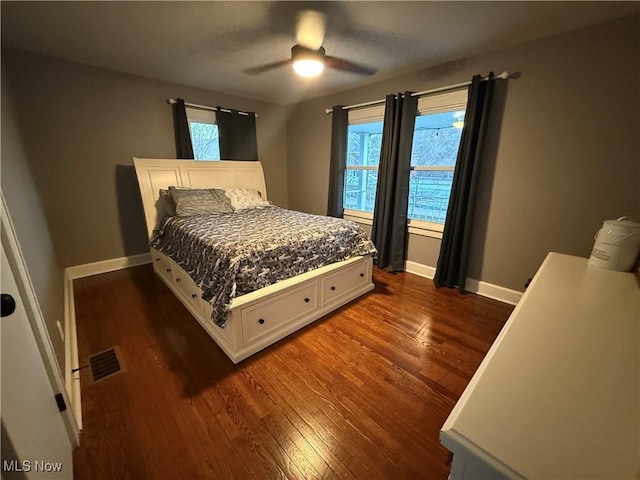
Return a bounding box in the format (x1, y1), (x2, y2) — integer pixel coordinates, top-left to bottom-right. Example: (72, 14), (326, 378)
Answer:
(159, 189), (177, 216)
(224, 188), (270, 210)
(168, 187), (234, 216)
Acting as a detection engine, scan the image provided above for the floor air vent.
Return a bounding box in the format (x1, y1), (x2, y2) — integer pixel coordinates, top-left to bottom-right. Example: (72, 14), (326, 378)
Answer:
(87, 347), (123, 384)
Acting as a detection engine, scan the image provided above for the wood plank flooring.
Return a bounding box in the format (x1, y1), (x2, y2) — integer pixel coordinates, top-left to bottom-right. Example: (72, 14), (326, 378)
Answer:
(72, 265), (512, 480)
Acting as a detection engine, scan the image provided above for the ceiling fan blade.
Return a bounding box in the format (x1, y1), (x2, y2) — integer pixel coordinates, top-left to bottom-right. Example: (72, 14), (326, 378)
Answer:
(325, 56), (377, 76)
(243, 59), (292, 75)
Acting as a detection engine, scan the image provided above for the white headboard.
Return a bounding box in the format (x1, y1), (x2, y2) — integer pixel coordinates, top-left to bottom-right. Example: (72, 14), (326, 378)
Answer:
(132, 158), (268, 240)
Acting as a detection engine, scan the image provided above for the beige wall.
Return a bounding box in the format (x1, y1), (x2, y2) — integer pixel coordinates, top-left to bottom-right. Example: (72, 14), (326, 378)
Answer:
(1, 71), (66, 367)
(1, 49), (289, 268)
(286, 15), (640, 291)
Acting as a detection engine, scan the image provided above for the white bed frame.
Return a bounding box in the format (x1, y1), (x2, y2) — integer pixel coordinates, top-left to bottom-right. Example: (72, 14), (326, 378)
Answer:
(133, 158), (374, 363)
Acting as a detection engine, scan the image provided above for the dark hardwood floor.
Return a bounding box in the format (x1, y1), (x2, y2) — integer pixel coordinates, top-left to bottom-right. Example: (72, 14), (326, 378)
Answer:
(72, 265), (512, 480)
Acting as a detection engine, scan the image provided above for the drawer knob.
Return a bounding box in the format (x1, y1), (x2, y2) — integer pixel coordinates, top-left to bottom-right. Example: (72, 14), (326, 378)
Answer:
(304, 298), (310, 303)
(330, 286), (336, 291)
(176, 278), (181, 283)
(166, 268), (171, 273)
(191, 294), (197, 299)
(360, 273), (364, 277)
(155, 258), (160, 262)
(258, 318), (265, 325)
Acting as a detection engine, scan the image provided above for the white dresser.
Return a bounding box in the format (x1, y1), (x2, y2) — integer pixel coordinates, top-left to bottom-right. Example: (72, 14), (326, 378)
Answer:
(441, 252), (640, 479)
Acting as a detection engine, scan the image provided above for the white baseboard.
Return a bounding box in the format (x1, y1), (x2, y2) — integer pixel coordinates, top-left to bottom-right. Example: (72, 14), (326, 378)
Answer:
(463, 278), (522, 306)
(65, 252), (152, 280)
(63, 251), (152, 432)
(404, 260), (522, 306)
(63, 272), (82, 431)
(405, 260), (437, 280)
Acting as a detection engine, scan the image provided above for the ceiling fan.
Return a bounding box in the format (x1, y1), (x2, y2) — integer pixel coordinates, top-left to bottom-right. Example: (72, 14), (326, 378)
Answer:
(243, 10), (377, 78)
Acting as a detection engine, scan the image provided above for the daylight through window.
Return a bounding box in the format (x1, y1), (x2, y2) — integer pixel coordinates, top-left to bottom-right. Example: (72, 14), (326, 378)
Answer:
(186, 107), (221, 161)
(342, 89), (468, 236)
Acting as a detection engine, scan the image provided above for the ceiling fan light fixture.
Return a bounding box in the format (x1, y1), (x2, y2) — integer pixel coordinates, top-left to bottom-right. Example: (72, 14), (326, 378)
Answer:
(291, 45), (325, 78)
(293, 58), (324, 77)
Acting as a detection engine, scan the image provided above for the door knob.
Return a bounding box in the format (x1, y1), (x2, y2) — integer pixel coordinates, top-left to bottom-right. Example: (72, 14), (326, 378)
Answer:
(1, 293), (16, 317)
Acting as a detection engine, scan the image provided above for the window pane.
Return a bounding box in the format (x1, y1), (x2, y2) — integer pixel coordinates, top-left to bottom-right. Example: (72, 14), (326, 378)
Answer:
(344, 169), (378, 212)
(408, 170), (454, 223)
(347, 122), (383, 166)
(344, 120), (382, 214)
(408, 109), (464, 224)
(189, 122), (220, 160)
(411, 111), (464, 167)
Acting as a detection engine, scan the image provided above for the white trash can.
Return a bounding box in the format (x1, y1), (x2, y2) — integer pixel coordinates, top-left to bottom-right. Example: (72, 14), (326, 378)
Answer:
(589, 217), (640, 272)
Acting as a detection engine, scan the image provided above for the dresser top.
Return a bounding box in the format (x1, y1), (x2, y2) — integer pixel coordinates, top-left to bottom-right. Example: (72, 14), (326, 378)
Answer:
(442, 252), (640, 479)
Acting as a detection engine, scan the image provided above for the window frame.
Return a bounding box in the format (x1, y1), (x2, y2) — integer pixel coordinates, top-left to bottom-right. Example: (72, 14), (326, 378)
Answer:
(343, 89), (468, 239)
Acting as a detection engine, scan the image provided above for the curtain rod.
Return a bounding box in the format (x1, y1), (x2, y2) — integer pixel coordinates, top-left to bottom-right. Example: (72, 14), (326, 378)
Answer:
(324, 71), (510, 114)
(167, 98), (256, 117)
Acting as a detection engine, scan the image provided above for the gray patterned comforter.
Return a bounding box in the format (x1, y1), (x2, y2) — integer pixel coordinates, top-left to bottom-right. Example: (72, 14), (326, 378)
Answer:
(150, 206), (377, 327)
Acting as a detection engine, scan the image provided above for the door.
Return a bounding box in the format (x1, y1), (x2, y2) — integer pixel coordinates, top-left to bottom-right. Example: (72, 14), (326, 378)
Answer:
(1, 241), (73, 479)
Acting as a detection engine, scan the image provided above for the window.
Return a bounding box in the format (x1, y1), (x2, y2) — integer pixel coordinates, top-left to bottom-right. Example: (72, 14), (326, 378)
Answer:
(409, 89), (467, 235)
(342, 90), (467, 238)
(186, 107), (220, 160)
(344, 105), (385, 217)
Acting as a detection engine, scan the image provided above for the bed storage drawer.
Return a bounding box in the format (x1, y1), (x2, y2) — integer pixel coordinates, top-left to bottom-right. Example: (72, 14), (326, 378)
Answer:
(150, 248), (174, 282)
(170, 263), (203, 315)
(321, 260), (371, 306)
(241, 283), (319, 346)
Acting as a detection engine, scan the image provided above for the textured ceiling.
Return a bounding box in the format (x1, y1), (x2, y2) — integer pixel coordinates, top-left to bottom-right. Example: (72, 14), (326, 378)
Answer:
(2, 1), (638, 105)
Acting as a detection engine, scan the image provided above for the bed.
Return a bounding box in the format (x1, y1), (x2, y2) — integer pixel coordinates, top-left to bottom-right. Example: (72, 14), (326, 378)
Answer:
(133, 158), (376, 363)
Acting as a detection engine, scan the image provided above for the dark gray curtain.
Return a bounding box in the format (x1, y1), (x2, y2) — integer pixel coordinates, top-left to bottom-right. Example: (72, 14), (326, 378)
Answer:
(173, 98), (194, 159)
(434, 73), (496, 291)
(216, 108), (258, 160)
(327, 105), (347, 218)
(371, 92), (418, 271)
